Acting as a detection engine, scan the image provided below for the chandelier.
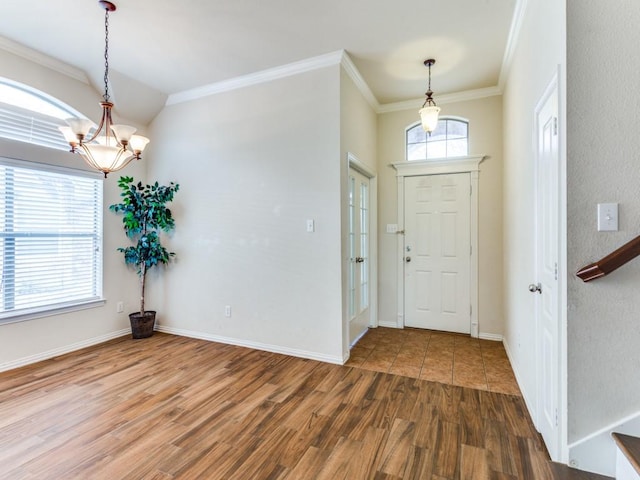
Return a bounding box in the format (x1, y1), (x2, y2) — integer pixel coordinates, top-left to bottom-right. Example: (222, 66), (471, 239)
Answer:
(59, 1), (149, 178)
(418, 59), (441, 134)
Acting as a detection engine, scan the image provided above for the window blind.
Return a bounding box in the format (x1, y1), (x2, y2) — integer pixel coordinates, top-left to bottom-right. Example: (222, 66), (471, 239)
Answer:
(0, 159), (103, 319)
(0, 102), (70, 151)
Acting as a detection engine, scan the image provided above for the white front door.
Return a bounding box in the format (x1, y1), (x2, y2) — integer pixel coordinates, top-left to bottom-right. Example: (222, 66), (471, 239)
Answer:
(348, 168), (370, 344)
(404, 173), (471, 333)
(533, 80), (561, 459)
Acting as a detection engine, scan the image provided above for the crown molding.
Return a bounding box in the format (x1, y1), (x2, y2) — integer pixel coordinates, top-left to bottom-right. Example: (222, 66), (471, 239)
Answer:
(498, 0), (529, 89)
(339, 51), (380, 111)
(165, 48), (506, 114)
(167, 50), (346, 106)
(0, 36), (89, 85)
(377, 86), (503, 114)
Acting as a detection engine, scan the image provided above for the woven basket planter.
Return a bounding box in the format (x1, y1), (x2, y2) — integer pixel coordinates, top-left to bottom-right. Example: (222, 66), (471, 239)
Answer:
(129, 311), (156, 339)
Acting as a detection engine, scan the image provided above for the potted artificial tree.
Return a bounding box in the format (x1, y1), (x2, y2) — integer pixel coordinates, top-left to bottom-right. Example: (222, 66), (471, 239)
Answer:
(110, 176), (180, 339)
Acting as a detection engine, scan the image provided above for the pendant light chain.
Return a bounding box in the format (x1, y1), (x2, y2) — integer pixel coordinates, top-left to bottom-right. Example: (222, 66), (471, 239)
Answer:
(103, 8), (110, 102)
(422, 60), (436, 108)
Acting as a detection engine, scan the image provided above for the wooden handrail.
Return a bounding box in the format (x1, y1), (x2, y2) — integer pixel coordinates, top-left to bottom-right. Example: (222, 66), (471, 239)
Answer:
(576, 235), (640, 282)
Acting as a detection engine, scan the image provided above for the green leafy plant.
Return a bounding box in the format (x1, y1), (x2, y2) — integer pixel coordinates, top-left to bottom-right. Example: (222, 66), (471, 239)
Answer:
(109, 176), (180, 315)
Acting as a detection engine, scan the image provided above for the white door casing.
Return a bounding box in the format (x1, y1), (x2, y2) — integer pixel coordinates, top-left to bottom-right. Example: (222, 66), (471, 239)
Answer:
(404, 173), (471, 333)
(392, 155), (484, 337)
(347, 153), (377, 348)
(533, 75), (561, 460)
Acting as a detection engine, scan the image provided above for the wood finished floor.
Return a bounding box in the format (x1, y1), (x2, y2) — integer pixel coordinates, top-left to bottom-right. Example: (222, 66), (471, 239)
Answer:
(0, 333), (552, 479)
(347, 328), (521, 396)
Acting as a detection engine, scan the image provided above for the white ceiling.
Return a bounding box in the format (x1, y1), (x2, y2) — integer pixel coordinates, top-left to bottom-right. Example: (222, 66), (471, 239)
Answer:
(0, 0), (517, 122)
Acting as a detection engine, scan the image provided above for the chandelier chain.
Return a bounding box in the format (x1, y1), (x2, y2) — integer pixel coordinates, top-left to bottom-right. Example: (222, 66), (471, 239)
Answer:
(103, 8), (110, 102)
(422, 60), (436, 108)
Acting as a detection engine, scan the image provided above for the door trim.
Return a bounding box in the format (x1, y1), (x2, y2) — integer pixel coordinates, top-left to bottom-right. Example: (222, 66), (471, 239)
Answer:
(392, 155), (485, 337)
(348, 153), (378, 331)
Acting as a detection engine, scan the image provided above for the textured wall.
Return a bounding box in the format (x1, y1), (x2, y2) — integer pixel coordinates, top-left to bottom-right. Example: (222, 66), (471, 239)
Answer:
(501, 0), (565, 432)
(567, 0), (640, 442)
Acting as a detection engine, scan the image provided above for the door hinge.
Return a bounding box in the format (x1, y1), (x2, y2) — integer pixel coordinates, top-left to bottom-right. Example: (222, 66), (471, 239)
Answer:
(470, 304), (472, 317)
(553, 117), (558, 136)
(470, 184), (472, 196)
(554, 262), (558, 281)
(555, 408), (559, 427)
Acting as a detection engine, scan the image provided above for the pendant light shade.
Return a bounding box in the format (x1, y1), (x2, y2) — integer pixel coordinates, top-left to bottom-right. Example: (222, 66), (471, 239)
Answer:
(419, 105), (441, 133)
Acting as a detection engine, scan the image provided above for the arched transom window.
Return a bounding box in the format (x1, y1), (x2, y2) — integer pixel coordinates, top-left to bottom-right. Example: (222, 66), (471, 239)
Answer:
(0, 79), (82, 151)
(406, 117), (469, 161)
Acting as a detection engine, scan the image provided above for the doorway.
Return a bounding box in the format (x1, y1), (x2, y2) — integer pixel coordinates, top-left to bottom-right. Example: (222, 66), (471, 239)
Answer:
(533, 73), (562, 460)
(348, 167), (371, 344)
(346, 153), (377, 348)
(393, 156), (483, 337)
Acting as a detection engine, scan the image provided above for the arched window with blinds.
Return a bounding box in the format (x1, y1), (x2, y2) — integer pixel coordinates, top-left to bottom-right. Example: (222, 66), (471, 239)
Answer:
(0, 79), (103, 323)
(0, 79), (83, 151)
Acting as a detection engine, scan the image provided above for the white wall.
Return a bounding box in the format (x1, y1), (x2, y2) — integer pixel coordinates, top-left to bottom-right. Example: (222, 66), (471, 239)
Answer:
(146, 65), (345, 363)
(502, 0), (565, 425)
(339, 68), (377, 355)
(566, 0), (640, 449)
(376, 95), (504, 337)
(0, 50), (146, 370)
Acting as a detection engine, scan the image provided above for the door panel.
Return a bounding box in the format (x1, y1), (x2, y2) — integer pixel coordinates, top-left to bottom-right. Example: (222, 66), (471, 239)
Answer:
(404, 173), (471, 333)
(348, 168), (370, 344)
(534, 81), (560, 459)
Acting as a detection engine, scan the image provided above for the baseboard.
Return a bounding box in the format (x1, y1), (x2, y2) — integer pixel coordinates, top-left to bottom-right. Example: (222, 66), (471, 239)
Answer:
(567, 410), (640, 477)
(479, 332), (503, 342)
(0, 328), (130, 373)
(378, 320), (400, 328)
(155, 325), (345, 366)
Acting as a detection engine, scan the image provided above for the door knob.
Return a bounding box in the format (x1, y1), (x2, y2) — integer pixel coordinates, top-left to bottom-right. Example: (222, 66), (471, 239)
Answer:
(528, 283), (542, 294)
(405, 256), (411, 263)
(355, 257), (364, 263)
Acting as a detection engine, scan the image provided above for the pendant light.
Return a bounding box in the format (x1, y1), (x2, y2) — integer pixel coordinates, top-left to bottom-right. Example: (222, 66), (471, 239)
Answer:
(418, 59), (441, 134)
(59, 1), (149, 178)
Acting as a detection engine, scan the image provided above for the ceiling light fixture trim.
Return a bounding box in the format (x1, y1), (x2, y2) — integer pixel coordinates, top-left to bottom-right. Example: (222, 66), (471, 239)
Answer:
(59, 1), (149, 178)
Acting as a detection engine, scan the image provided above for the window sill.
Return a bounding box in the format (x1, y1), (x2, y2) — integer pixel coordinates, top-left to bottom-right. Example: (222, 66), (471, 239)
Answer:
(0, 299), (107, 326)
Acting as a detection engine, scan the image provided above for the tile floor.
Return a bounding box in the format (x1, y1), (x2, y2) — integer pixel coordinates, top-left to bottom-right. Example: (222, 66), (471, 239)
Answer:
(345, 327), (521, 396)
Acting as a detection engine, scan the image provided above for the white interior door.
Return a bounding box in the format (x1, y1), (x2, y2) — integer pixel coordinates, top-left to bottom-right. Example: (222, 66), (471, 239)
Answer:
(348, 168), (370, 344)
(404, 173), (471, 333)
(533, 80), (560, 459)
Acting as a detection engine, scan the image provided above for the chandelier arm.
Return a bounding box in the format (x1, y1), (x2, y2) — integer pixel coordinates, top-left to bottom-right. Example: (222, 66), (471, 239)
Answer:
(82, 102), (116, 144)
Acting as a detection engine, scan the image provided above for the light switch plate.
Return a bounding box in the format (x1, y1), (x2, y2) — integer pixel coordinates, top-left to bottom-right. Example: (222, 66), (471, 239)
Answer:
(306, 219), (315, 232)
(597, 203), (618, 231)
(386, 224), (398, 233)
